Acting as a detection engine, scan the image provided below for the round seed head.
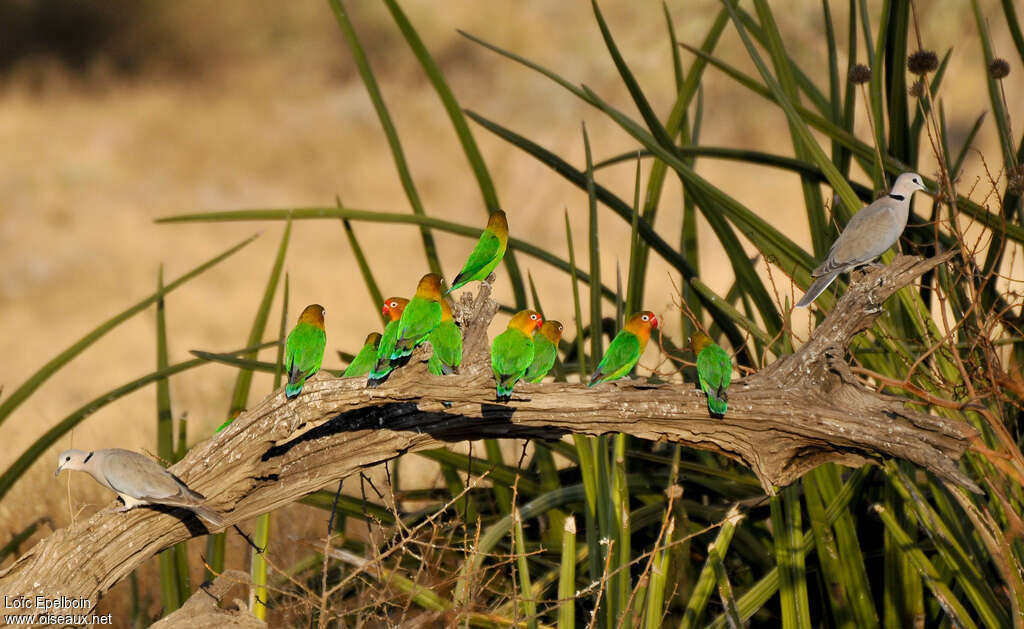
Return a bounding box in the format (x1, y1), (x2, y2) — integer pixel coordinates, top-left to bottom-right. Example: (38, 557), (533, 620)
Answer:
(909, 79), (925, 98)
(989, 58), (1010, 79)
(908, 50), (939, 75)
(848, 63), (872, 84)
(1009, 165), (1024, 195)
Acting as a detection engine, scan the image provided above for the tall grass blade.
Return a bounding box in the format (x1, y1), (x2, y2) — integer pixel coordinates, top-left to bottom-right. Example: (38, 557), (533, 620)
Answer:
(513, 508), (538, 629)
(720, 0), (861, 215)
(873, 504), (980, 629)
(884, 0), (911, 164)
(250, 275), (289, 621)
(155, 267), (183, 614)
(0, 234), (256, 429)
(158, 206), (620, 302)
(342, 218), (385, 324)
(706, 467), (870, 628)
(558, 516), (577, 629)
(208, 219), (292, 578)
(328, 0), (442, 276)
(751, 0), (830, 257)
(0, 517), (50, 564)
(643, 517), (672, 629)
(0, 341), (271, 501)
(566, 212), (588, 381)
(679, 506), (742, 629)
(381, 0), (526, 307)
(583, 123), (603, 365)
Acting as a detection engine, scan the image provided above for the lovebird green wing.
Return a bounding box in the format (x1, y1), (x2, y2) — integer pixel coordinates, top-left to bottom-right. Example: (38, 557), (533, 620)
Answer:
(451, 230), (503, 290)
(392, 299), (442, 359)
(696, 344), (732, 415)
(344, 342), (378, 378)
(524, 333), (558, 383)
(589, 331), (640, 386)
(491, 329), (534, 400)
(285, 323), (326, 398)
(370, 320), (402, 381)
(428, 320), (462, 375)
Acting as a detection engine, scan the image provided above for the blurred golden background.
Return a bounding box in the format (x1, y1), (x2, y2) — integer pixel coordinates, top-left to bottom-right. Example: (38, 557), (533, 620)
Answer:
(0, 0), (1020, 620)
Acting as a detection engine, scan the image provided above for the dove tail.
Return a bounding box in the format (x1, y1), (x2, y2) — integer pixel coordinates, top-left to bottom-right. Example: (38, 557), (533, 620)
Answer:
(795, 272), (839, 308)
(190, 504), (225, 528)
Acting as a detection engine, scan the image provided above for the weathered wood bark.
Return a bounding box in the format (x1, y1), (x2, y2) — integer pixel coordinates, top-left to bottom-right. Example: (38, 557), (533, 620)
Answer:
(0, 253), (978, 618)
(149, 570), (263, 629)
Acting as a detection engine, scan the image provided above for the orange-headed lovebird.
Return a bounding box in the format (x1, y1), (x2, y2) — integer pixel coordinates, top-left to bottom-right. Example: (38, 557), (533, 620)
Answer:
(524, 320), (563, 383)
(491, 309), (543, 401)
(449, 210), (508, 293)
(285, 304), (327, 398)
(690, 331), (731, 416)
(391, 273), (444, 360)
(588, 311), (658, 386)
(343, 332), (382, 378)
(428, 298), (462, 375)
(368, 297), (409, 383)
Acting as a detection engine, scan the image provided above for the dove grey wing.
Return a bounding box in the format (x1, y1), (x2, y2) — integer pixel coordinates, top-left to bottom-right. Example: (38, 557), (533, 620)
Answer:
(101, 450), (186, 501)
(829, 203), (903, 268)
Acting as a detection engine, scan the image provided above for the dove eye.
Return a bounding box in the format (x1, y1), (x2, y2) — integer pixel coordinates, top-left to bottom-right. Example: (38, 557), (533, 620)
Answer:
(65, 456), (70, 462)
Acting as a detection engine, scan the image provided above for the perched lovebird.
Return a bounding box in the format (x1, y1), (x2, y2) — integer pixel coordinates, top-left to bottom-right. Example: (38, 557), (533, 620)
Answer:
(448, 210), (509, 293)
(796, 172), (928, 307)
(491, 309), (543, 401)
(56, 448), (224, 526)
(589, 311), (659, 386)
(391, 273), (445, 359)
(428, 298), (462, 375)
(368, 297), (409, 383)
(524, 320), (563, 383)
(284, 304), (327, 398)
(343, 332), (382, 378)
(690, 331), (732, 416)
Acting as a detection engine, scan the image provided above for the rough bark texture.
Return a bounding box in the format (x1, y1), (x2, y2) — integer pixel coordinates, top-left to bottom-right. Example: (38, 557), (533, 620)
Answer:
(0, 254), (978, 619)
(149, 570), (263, 629)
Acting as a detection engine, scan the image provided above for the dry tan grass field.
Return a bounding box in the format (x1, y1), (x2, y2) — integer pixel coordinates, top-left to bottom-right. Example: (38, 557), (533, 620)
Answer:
(0, 1), (1020, 622)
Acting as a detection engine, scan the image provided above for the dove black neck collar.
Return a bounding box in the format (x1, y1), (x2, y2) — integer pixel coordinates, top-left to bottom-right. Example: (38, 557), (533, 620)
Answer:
(889, 193), (905, 201)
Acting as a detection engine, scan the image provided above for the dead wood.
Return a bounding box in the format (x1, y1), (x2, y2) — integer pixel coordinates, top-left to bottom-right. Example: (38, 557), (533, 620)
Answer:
(149, 570), (264, 629)
(0, 253), (978, 616)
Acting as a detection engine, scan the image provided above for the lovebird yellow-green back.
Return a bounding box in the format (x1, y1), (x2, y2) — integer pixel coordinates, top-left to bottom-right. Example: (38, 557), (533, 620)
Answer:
(491, 309), (542, 401)
(524, 320), (562, 383)
(691, 331), (731, 416)
(285, 304), (326, 398)
(344, 332), (381, 378)
(589, 311), (658, 386)
(449, 210), (508, 292)
(428, 298), (462, 375)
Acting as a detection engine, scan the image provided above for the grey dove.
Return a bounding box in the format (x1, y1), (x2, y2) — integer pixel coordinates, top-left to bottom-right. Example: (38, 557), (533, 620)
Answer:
(796, 172), (928, 307)
(55, 448), (225, 527)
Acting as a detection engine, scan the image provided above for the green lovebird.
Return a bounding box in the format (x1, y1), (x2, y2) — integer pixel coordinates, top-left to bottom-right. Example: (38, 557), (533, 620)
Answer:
(589, 311), (659, 386)
(390, 273), (444, 360)
(284, 304), (327, 398)
(448, 210), (508, 293)
(368, 297), (409, 383)
(524, 320), (563, 383)
(343, 332), (382, 378)
(428, 298), (462, 375)
(491, 309), (543, 401)
(690, 331), (731, 416)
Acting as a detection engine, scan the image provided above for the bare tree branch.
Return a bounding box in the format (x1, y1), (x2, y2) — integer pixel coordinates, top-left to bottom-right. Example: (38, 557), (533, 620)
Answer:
(0, 253), (978, 617)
